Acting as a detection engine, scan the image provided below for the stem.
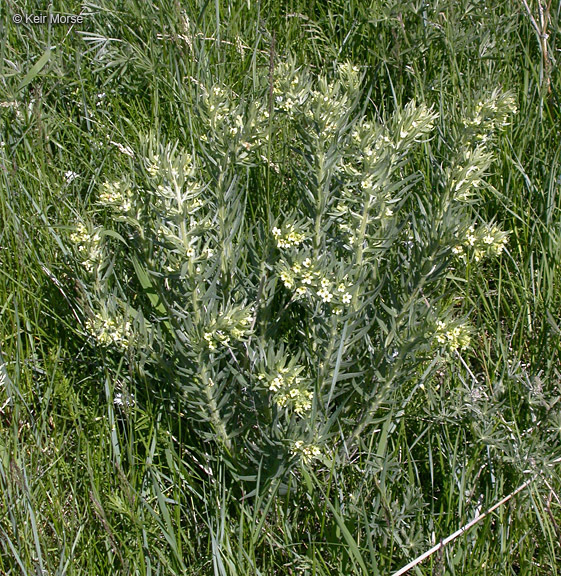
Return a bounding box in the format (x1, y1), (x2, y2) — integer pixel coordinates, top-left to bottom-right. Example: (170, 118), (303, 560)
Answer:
(200, 362), (232, 453)
(313, 149), (330, 253)
(318, 315), (338, 391)
(355, 195), (371, 267)
(190, 256), (232, 453)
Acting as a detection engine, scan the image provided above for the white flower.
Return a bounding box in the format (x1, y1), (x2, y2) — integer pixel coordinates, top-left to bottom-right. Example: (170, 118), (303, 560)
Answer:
(109, 140), (135, 158)
(280, 270), (294, 289)
(147, 158), (160, 176)
(114, 391), (135, 409)
(269, 376), (283, 392)
(318, 288), (333, 303)
(494, 240), (506, 255)
(65, 170), (79, 183)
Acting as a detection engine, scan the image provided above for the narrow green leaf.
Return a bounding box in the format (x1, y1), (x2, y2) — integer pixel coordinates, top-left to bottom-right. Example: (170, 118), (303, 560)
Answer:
(131, 256), (167, 315)
(304, 468), (370, 575)
(17, 48), (51, 92)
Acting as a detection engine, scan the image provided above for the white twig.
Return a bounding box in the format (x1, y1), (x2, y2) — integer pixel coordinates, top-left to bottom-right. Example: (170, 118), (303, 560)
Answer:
(390, 475), (536, 576)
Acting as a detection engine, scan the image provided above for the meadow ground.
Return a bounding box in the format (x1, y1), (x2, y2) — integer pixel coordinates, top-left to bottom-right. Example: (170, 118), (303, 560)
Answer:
(1, 1), (561, 574)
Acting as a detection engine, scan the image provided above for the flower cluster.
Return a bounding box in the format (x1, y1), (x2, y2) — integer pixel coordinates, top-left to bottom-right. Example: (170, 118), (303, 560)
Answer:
(272, 224), (306, 249)
(98, 180), (133, 214)
(291, 440), (322, 464)
(145, 153), (162, 177)
(259, 364), (314, 416)
(200, 83), (271, 161)
(69, 222), (103, 273)
(137, 144), (210, 269)
(86, 311), (131, 349)
(453, 224), (508, 262)
(69, 221), (91, 246)
(332, 103), (436, 252)
(434, 320), (471, 352)
(202, 307), (253, 351)
(144, 147), (204, 216)
(447, 147), (492, 201)
(462, 89), (517, 143)
(272, 63), (311, 118)
(273, 61), (359, 140)
(391, 101), (437, 151)
(277, 253), (353, 313)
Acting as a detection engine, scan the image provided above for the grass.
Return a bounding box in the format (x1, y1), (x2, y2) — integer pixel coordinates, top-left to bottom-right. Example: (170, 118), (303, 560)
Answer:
(1, 0), (561, 574)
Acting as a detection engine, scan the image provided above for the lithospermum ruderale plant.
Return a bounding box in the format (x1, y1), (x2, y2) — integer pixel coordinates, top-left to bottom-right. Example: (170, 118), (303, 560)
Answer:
(69, 61), (514, 483)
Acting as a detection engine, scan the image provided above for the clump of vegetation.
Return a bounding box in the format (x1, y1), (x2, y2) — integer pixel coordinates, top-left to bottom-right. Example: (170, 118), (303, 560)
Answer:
(70, 63), (513, 478)
(1, 0), (560, 574)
